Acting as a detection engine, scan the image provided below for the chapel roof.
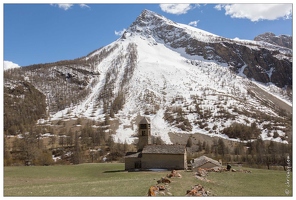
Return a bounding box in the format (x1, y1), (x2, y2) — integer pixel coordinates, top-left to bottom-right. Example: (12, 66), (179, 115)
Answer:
(142, 144), (186, 154)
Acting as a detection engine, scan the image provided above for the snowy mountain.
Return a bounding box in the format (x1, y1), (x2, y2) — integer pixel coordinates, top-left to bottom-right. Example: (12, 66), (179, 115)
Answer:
(254, 32), (292, 49)
(4, 10), (292, 146)
(4, 61), (21, 71)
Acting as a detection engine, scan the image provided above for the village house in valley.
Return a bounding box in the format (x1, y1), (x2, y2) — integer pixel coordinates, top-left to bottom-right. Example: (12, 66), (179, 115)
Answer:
(125, 117), (187, 171)
(191, 155), (222, 172)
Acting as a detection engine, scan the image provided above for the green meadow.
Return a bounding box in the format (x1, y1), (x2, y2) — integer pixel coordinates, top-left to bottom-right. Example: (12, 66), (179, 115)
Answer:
(4, 163), (292, 196)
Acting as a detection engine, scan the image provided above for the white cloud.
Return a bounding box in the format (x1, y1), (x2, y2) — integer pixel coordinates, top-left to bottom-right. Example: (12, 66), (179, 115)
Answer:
(51, 4), (90, 10)
(51, 4), (74, 11)
(115, 29), (126, 36)
(215, 4), (292, 22)
(79, 4), (90, 9)
(159, 4), (193, 15)
(214, 4), (222, 11)
(188, 20), (199, 27)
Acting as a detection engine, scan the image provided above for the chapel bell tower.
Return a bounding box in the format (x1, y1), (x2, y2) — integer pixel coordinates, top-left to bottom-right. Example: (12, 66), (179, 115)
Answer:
(137, 117), (152, 151)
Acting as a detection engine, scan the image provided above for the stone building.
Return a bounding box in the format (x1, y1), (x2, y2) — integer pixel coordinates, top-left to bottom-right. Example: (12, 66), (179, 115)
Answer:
(141, 144), (187, 170)
(125, 117), (187, 171)
(191, 155), (222, 171)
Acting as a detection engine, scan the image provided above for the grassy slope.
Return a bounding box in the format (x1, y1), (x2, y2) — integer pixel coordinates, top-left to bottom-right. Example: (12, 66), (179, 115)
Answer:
(4, 163), (292, 197)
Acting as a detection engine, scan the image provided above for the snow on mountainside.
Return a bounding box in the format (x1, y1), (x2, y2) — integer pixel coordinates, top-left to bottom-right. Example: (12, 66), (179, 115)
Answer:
(9, 10), (291, 145)
(47, 11), (291, 145)
(128, 10), (292, 88)
(4, 61), (21, 71)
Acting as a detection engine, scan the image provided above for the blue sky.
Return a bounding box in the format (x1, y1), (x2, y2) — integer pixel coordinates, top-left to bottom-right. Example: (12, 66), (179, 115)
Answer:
(3, 3), (293, 67)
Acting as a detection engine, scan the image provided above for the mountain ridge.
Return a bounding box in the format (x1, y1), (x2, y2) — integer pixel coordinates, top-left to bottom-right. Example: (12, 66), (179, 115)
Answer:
(124, 10), (292, 89)
(254, 32), (292, 49)
(4, 9), (292, 146)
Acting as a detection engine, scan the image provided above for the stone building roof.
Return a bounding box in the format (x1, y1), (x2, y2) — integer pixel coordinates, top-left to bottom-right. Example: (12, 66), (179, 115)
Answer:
(139, 117), (150, 124)
(192, 156), (221, 168)
(125, 152), (142, 158)
(142, 144), (186, 154)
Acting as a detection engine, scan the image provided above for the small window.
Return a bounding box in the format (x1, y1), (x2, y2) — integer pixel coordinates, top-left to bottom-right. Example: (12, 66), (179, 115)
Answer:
(142, 131), (146, 136)
(140, 124), (147, 129)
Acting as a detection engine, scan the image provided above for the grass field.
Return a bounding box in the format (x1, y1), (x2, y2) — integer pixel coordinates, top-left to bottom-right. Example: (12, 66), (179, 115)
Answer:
(4, 163), (292, 197)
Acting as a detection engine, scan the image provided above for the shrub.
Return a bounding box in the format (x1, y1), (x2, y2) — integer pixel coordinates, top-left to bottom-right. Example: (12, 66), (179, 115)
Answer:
(222, 123), (260, 140)
(273, 131), (279, 138)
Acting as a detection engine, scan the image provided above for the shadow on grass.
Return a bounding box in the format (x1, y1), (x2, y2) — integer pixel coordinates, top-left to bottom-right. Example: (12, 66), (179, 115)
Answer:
(104, 169), (170, 173)
(103, 169), (153, 173)
(103, 170), (126, 173)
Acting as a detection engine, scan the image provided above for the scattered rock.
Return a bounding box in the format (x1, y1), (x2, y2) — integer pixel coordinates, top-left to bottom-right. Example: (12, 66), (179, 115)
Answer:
(186, 184), (208, 197)
(157, 177), (171, 184)
(157, 185), (166, 190)
(148, 180), (172, 196)
(196, 168), (208, 177)
(167, 170), (182, 178)
(148, 186), (158, 196)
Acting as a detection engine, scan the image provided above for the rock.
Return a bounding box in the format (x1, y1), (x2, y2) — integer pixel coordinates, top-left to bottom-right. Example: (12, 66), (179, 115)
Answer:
(196, 168), (208, 177)
(148, 186), (158, 196)
(254, 32), (292, 49)
(186, 184), (208, 196)
(157, 185), (166, 190)
(167, 170), (182, 178)
(157, 177), (171, 184)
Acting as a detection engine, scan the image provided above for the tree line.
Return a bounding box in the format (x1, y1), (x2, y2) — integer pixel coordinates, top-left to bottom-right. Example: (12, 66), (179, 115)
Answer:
(4, 80), (47, 135)
(186, 136), (292, 170)
(4, 119), (137, 166)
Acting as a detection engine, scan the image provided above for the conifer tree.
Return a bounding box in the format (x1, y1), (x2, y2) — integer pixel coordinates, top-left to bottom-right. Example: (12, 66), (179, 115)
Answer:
(186, 136), (193, 148)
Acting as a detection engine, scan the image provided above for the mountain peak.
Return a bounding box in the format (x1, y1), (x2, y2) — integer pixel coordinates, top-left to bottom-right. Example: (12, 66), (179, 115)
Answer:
(125, 9), (221, 45)
(127, 9), (176, 35)
(138, 9), (165, 20)
(140, 9), (157, 17)
(254, 32), (292, 49)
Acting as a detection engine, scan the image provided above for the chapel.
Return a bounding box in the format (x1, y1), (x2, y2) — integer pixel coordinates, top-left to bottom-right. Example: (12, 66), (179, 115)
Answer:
(124, 117), (187, 171)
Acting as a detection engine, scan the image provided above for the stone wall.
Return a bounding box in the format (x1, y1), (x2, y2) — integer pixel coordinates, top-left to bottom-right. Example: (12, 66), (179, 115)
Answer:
(142, 154), (186, 170)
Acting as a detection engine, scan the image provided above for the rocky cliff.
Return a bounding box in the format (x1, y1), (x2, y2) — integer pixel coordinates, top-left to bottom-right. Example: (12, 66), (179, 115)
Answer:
(254, 32), (292, 49)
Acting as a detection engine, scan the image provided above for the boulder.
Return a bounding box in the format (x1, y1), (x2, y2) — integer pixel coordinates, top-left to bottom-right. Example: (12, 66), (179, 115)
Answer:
(167, 170), (182, 178)
(157, 177), (171, 184)
(148, 186), (158, 196)
(196, 168), (208, 177)
(157, 185), (166, 191)
(186, 184), (208, 196)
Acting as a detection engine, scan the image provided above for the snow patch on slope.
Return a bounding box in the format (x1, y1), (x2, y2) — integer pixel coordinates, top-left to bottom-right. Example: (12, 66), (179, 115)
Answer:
(47, 32), (290, 145)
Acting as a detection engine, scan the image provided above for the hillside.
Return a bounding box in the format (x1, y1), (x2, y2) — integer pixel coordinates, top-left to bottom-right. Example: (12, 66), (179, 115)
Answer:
(4, 9), (292, 166)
